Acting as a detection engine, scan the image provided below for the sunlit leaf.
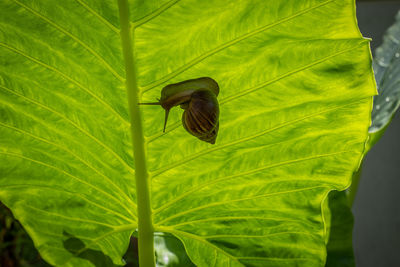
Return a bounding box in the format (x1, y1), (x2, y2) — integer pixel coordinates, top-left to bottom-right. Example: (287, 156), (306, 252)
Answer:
(0, 0), (376, 266)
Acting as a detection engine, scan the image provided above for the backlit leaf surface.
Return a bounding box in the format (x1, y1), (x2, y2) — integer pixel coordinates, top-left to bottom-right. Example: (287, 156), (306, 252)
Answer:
(0, 0), (376, 266)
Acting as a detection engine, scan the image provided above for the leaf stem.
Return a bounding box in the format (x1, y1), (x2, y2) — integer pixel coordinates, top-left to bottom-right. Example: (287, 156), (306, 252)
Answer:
(117, 1), (155, 266)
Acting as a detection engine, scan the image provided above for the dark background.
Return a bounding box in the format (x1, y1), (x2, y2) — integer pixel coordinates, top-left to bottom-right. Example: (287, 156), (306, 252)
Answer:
(354, 1), (400, 267)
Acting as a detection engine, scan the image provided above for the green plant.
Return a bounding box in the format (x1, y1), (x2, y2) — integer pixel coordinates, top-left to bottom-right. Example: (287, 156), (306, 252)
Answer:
(0, 0), (377, 266)
(324, 10), (400, 267)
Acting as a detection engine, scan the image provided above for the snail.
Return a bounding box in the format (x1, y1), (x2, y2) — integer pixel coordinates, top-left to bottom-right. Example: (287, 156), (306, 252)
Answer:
(139, 77), (220, 144)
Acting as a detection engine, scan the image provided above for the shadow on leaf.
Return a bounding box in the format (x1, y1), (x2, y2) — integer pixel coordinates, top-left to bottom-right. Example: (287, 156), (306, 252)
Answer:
(63, 231), (117, 267)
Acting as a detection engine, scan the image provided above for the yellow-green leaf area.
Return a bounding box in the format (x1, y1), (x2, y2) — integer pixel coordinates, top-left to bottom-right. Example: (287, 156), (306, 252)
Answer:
(0, 0), (376, 266)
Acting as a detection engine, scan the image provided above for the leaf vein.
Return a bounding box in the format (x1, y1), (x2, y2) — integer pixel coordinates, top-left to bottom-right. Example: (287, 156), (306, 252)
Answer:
(33, 228), (93, 240)
(164, 216), (315, 229)
(23, 204), (120, 228)
(154, 151), (352, 216)
(147, 44), (364, 142)
(0, 42), (128, 125)
(11, 0), (124, 81)
(141, 0), (336, 92)
(219, 44), (363, 104)
(64, 224), (136, 264)
(150, 101), (362, 177)
(155, 186), (328, 225)
(0, 184), (135, 223)
(204, 231), (318, 239)
(0, 151), (136, 219)
(156, 227), (243, 266)
(236, 256), (313, 261)
(0, 84), (134, 174)
(74, 0), (119, 33)
(133, 0), (181, 28)
(0, 121), (137, 210)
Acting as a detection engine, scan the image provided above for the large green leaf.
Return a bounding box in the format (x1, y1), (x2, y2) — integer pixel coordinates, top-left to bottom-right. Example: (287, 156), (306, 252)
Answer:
(0, 0), (376, 266)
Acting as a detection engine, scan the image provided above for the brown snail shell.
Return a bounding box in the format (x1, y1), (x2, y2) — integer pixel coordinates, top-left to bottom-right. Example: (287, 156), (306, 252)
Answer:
(139, 77), (220, 144)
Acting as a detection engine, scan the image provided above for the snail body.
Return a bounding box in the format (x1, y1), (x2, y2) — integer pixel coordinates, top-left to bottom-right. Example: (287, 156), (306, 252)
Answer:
(139, 77), (219, 144)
